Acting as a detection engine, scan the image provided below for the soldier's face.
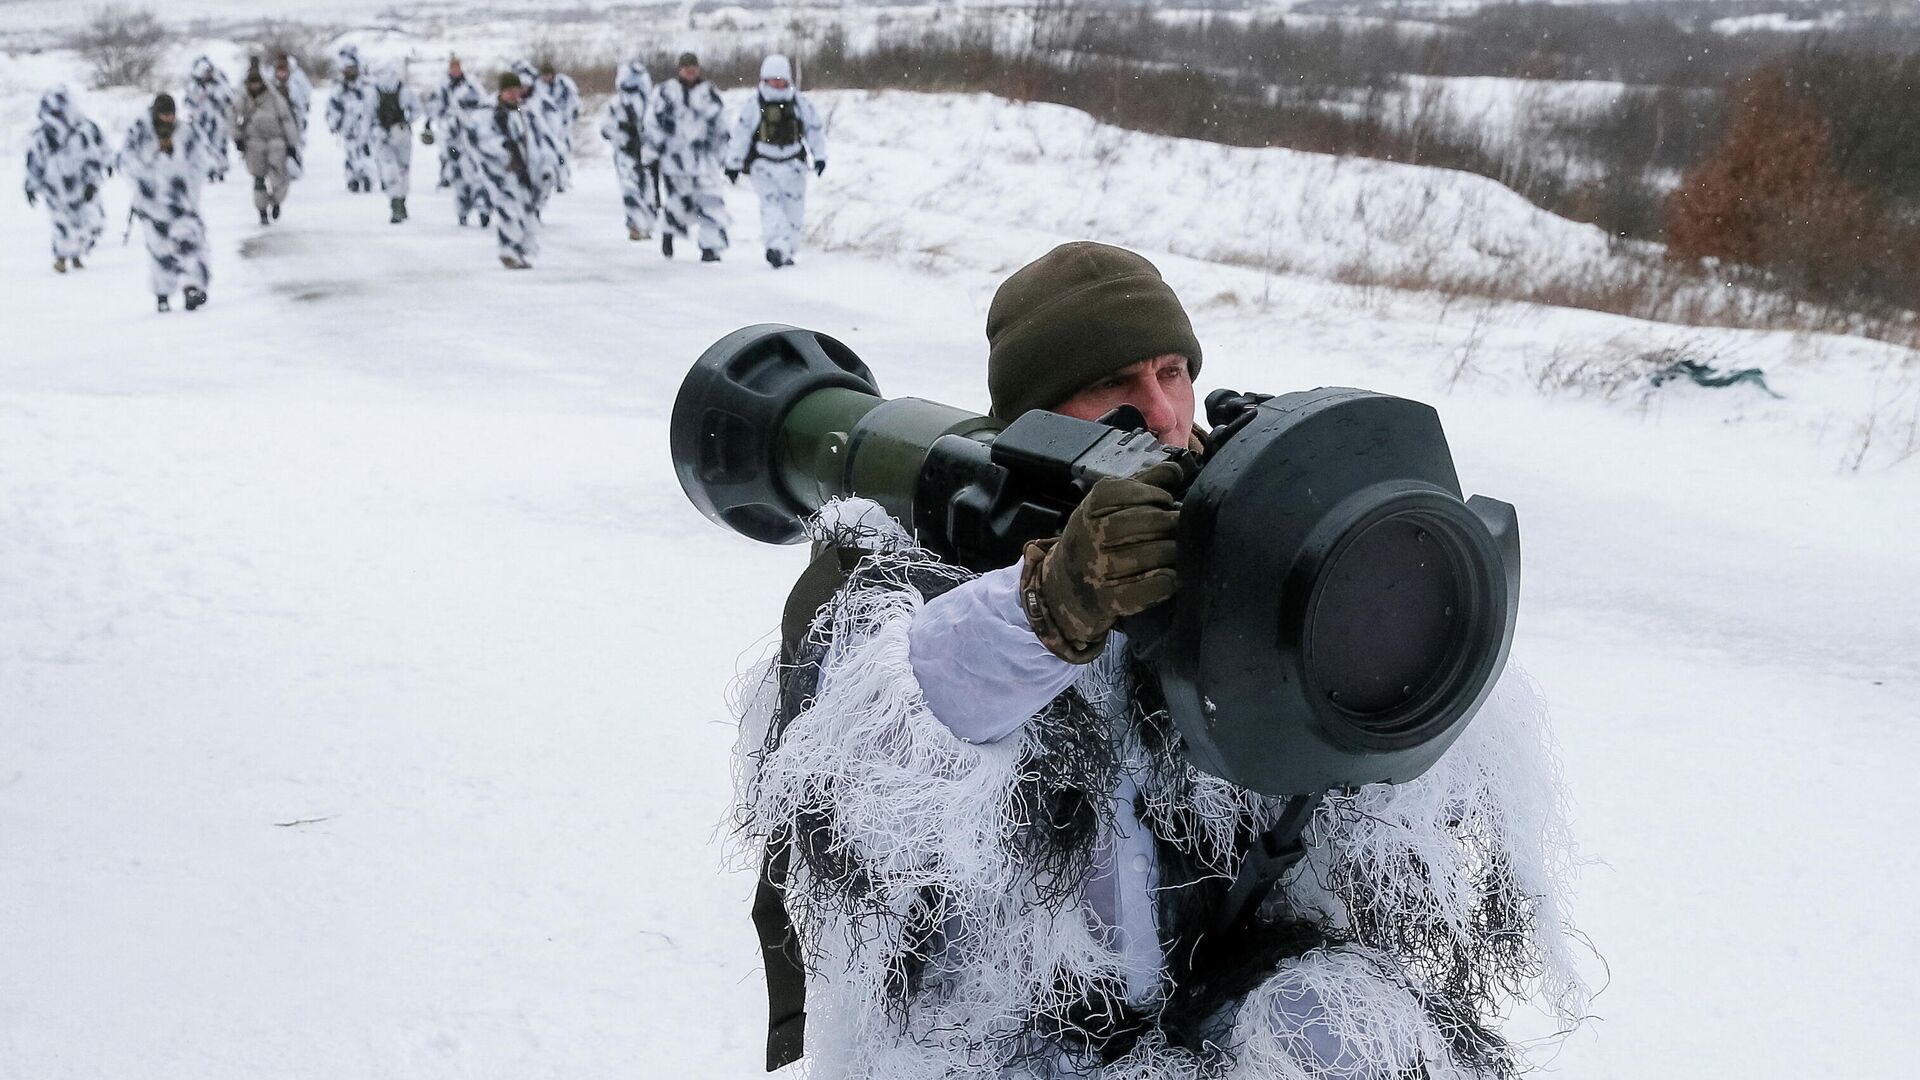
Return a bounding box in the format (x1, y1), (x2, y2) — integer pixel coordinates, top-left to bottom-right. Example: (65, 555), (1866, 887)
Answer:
(449, 61), (463, 79)
(1052, 354), (1196, 448)
(500, 87), (522, 107)
(764, 77), (790, 90)
(679, 64), (700, 82)
(274, 63), (289, 81)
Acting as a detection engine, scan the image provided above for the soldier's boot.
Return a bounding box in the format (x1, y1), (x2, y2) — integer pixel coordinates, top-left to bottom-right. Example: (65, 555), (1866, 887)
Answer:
(629, 225), (644, 241)
(271, 202), (281, 220)
(156, 295), (171, 313)
(184, 286), (207, 311)
(479, 212), (490, 227)
(765, 248), (780, 268)
(499, 255), (531, 270)
(53, 257), (67, 273)
(661, 234), (674, 259)
(71, 257), (84, 270)
(390, 198), (405, 224)
(259, 207), (271, 225)
(700, 248), (721, 263)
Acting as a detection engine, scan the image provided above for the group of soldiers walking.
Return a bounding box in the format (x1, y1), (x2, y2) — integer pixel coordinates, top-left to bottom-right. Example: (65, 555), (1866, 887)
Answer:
(22, 45), (831, 309)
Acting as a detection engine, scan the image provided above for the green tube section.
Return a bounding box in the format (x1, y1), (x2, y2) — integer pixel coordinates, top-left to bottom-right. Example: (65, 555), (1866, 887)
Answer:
(776, 388), (1004, 525)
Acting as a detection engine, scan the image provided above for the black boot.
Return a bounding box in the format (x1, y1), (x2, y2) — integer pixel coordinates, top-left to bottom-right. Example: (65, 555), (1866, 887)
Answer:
(260, 207), (270, 225)
(156, 295), (171, 312)
(479, 212), (490, 227)
(71, 257), (84, 270)
(661, 234), (674, 259)
(765, 248), (780, 268)
(184, 286), (207, 311)
(700, 248), (721, 263)
(390, 198), (404, 224)
(271, 202), (281, 220)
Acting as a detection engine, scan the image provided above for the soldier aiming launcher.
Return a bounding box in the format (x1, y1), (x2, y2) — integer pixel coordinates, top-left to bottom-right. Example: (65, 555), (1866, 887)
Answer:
(671, 323), (1522, 800)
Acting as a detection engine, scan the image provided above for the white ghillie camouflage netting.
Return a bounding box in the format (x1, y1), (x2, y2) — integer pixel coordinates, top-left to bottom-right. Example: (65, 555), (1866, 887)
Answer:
(728, 499), (1591, 1080)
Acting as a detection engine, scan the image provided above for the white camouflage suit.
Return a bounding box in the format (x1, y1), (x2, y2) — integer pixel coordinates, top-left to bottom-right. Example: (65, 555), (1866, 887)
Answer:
(325, 46), (379, 192)
(464, 94), (549, 264)
(643, 73), (732, 254)
(425, 67), (490, 225)
(117, 108), (211, 301)
(22, 87), (110, 264)
(511, 61), (571, 197)
(274, 58), (314, 180)
(184, 56), (236, 182)
(725, 55), (827, 267)
(596, 59), (657, 237)
(370, 67), (422, 199)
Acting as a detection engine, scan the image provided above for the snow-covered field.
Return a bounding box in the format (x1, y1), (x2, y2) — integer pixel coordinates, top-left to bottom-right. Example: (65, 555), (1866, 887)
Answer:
(5, 21), (1919, 1080)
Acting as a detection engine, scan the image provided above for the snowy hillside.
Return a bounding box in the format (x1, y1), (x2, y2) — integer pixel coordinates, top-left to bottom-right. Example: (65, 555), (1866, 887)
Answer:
(5, 24), (1919, 1080)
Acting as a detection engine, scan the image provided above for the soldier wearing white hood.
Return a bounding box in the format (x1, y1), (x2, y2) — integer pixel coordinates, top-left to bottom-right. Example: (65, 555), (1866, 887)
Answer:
(326, 46), (379, 193)
(464, 72), (550, 270)
(596, 58), (656, 241)
(23, 86), (110, 274)
(370, 65), (423, 224)
(511, 60), (570, 198)
(271, 54), (313, 179)
(184, 55), (236, 183)
(117, 93), (212, 313)
(642, 51), (730, 262)
(424, 55), (490, 227)
(725, 54), (827, 269)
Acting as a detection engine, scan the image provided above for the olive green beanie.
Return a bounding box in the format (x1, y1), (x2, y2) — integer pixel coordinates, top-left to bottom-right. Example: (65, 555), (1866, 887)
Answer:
(986, 242), (1202, 420)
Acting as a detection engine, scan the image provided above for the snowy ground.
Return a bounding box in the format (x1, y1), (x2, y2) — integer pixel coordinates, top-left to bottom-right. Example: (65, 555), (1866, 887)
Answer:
(4, 32), (1920, 1080)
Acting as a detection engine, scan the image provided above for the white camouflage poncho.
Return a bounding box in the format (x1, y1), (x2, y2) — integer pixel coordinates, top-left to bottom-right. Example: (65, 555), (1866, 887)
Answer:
(732, 502), (1590, 1080)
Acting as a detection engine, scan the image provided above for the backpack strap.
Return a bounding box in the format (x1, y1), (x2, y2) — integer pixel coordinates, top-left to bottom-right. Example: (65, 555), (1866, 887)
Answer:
(753, 834), (807, 1069)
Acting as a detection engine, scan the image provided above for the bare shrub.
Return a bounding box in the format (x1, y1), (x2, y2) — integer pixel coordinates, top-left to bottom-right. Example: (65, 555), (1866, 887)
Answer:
(245, 22), (335, 81)
(69, 5), (166, 89)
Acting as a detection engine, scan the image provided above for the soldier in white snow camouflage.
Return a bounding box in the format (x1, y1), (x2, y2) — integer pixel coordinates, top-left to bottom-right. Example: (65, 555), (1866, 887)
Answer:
(535, 60), (581, 191)
(326, 46), (379, 193)
(271, 54), (313, 180)
(725, 54), (827, 269)
(118, 94), (212, 313)
(464, 72), (549, 270)
(184, 55), (236, 183)
(230, 59), (300, 225)
(510, 60), (569, 200)
(424, 56), (490, 227)
(643, 52), (730, 261)
(371, 66), (423, 223)
(22, 86), (110, 273)
(597, 58), (656, 241)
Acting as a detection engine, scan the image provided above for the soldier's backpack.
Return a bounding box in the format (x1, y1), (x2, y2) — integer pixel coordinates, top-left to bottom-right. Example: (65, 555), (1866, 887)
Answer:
(377, 89), (406, 130)
(755, 98), (801, 147)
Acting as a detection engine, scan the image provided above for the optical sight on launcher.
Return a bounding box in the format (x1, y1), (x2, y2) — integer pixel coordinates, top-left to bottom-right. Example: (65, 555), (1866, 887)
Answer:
(671, 324), (1522, 798)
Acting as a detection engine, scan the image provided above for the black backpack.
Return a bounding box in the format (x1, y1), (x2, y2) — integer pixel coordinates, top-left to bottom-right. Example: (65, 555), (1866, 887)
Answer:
(377, 89), (406, 130)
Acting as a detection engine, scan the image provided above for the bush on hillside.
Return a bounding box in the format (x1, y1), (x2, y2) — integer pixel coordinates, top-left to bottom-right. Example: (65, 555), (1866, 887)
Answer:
(70, 5), (166, 89)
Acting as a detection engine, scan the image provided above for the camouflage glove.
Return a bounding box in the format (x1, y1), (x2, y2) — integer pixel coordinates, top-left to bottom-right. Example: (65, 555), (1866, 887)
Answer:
(1020, 460), (1183, 664)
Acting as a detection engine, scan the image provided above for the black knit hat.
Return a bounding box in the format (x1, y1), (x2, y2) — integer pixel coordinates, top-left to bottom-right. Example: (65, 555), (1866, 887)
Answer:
(151, 93), (176, 116)
(986, 242), (1202, 420)
(677, 51), (699, 68)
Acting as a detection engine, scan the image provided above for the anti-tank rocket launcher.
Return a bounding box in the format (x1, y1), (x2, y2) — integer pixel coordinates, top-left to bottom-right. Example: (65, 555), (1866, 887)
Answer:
(671, 323), (1522, 800)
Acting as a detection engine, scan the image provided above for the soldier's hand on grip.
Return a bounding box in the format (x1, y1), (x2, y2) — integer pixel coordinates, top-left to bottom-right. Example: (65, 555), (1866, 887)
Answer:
(1020, 459), (1183, 664)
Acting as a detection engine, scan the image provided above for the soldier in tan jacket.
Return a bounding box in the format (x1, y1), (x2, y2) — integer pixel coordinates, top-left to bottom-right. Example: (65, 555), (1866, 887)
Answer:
(231, 59), (300, 225)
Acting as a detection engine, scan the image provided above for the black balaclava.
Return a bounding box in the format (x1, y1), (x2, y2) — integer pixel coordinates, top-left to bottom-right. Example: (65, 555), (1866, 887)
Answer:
(151, 93), (176, 140)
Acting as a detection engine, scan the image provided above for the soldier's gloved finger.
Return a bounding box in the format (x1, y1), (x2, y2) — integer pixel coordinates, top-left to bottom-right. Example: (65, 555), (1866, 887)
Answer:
(1131, 459), (1189, 493)
(1084, 477), (1178, 516)
(1099, 540), (1179, 582)
(1110, 569), (1178, 617)
(1091, 505), (1180, 545)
